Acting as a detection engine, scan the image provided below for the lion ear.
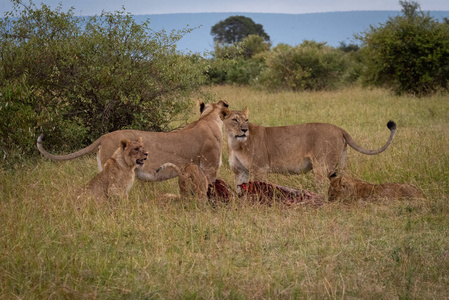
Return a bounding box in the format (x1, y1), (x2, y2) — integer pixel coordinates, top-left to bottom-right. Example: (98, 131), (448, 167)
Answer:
(220, 107), (230, 120)
(243, 107), (249, 118)
(120, 139), (130, 149)
(218, 100), (229, 108)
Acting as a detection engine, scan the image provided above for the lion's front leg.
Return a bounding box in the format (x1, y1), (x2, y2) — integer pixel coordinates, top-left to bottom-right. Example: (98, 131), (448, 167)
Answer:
(230, 158), (250, 195)
(201, 164), (218, 185)
(234, 168), (250, 195)
(249, 165), (270, 183)
(199, 146), (221, 184)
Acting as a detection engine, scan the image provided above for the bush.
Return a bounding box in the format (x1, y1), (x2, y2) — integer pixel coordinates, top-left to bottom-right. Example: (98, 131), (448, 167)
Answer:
(203, 58), (234, 85)
(0, 0), (206, 162)
(256, 41), (352, 91)
(357, 1), (449, 95)
(226, 58), (266, 85)
(205, 35), (269, 85)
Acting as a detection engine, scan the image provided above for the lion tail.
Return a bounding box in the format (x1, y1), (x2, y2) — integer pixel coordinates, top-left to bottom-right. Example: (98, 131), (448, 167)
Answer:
(37, 134), (103, 161)
(343, 120), (397, 155)
(156, 163), (184, 178)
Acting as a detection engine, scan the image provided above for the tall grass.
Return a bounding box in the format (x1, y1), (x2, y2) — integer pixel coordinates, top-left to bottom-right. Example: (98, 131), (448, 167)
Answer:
(1, 86), (448, 299)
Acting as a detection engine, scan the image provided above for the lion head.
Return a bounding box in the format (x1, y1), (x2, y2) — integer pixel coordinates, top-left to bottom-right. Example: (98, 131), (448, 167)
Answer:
(224, 107), (249, 142)
(328, 175), (353, 201)
(199, 100), (230, 120)
(121, 137), (148, 168)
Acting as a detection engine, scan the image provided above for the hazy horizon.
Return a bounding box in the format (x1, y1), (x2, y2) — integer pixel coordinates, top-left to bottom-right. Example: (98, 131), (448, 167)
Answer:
(1, 0), (448, 16)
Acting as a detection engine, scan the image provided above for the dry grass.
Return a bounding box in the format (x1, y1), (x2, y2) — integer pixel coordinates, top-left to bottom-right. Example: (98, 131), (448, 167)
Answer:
(1, 86), (448, 299)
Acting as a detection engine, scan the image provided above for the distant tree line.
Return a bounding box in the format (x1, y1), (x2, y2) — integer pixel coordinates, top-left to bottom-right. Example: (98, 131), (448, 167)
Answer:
(208, 2), (449, 95)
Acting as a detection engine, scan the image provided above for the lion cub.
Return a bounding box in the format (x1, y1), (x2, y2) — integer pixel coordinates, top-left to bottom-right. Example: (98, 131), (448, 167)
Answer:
(86, 137), (148, 200)
(157, 162), (209, 200)
(328, 175), (425, 202)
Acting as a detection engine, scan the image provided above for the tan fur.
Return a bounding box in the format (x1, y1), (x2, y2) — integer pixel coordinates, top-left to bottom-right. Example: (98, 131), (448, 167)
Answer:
(328, 176), (425, 202)
(86, 138), (148, 200)
(224, 107), (396, 192)
(157, 163), (209, 200)
(37, 101), (229, 183)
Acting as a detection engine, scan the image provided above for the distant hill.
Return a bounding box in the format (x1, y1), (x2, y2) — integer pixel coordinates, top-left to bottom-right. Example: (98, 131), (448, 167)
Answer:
(134, 11), (449, 55)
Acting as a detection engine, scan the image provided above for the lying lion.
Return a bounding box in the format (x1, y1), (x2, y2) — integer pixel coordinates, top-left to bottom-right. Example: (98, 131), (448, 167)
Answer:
(86, 137), (148, 200)
(156, 162), (209, 200)
(224, 107), (396, 193)
(328, 175), (425, 202)
(37, 100), (229, 184)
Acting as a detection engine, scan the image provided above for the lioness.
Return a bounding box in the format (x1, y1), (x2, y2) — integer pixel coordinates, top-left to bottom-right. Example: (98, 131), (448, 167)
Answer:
(328, 175), (425, 202)
(224, 107), (396, 192)
(156, 162), (209, 200)
(86, 137), (148, 200)
(37, 100), (229, 183)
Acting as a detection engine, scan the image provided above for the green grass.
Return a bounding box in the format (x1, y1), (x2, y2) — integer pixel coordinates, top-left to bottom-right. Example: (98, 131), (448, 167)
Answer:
(1, 86), (449, 299)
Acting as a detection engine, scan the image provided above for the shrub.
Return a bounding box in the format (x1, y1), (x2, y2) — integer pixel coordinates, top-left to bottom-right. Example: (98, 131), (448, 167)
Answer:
(226, 58), (266, 85)
(203, 58), (234, 85)
(256, 41), (352, 91)
(357, 1), (449, 95)
(0, 0), (205, 162)
(205, 35), (269, 85)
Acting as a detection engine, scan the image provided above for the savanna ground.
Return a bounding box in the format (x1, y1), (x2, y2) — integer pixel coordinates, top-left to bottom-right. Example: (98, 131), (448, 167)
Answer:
(1, 85), (448, 299)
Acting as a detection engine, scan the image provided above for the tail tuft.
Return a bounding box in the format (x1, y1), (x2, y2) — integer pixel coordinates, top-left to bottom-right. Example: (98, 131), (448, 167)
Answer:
(387, 120), (396, 131)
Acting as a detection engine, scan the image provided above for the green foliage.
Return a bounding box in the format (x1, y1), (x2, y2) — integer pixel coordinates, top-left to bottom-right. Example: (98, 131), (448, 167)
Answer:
(204, 57), (266, 86)
(238, 35), (271, 59)
(207, 38), (357, 91)
(211, 15), (270, 45)
(213, 35), (270, 60)
(0, 0), (205, 161)
(357, 1), (449, 95)
(204, 35), (269, 85)
(226, 58), (266, 85)
(203, 58), (234, 85)
(338, 41), (360, 53)
(256, 41), (353, 91)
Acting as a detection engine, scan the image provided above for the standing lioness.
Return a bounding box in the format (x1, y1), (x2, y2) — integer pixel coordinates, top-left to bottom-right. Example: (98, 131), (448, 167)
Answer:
(224, 107), (396, 192)
(37, 100), (229, 183)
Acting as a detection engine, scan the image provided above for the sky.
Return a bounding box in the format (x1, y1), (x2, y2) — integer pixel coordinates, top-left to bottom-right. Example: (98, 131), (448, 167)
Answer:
(1, 0), (449, 16)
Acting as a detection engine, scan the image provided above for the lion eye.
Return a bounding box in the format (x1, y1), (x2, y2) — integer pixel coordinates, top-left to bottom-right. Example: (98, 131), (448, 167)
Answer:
(134, 148), (140, 151)
(232, 118), (238, 123)
(245, 119), (249, 123)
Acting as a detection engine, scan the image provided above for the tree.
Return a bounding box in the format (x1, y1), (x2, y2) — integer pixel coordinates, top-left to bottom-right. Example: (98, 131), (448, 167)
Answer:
(357, 1), (449, 95)
(0, 0), (205, 161)
(213, 35), (270, 60)
(211, 16), (270, 45)
(400, 0), (420, 17)
(338, 41), (360, 53)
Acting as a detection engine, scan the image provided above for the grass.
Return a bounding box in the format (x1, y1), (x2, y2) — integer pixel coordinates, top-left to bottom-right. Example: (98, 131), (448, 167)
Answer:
(1, 85), (449, 299)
